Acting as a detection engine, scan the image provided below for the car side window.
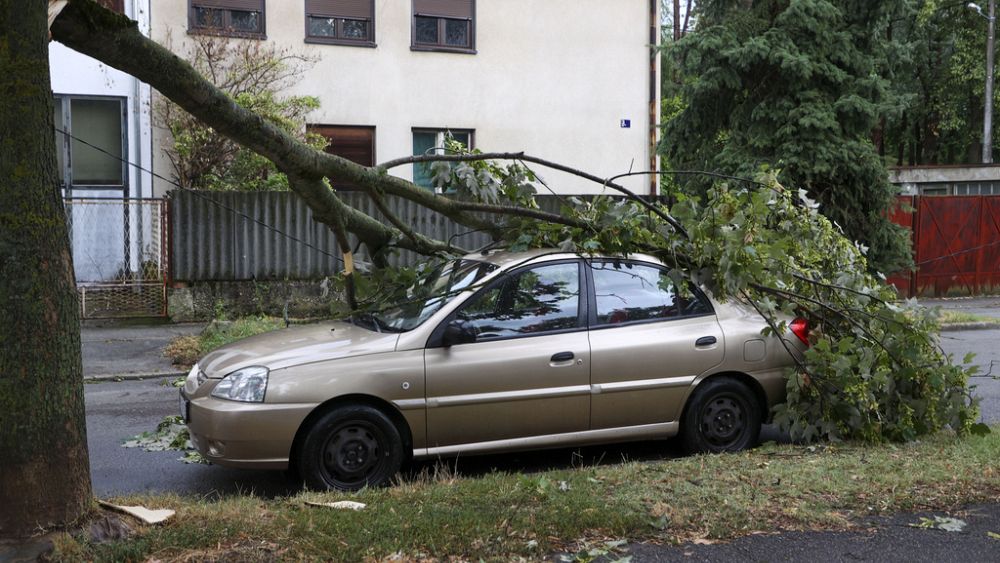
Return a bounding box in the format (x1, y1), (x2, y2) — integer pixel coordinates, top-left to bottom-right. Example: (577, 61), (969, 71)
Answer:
(591, 262), (710, 325)
(455, 262), (581, 340)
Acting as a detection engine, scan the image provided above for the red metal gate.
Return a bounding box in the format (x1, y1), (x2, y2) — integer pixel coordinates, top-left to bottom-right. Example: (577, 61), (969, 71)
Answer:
(889, 195), (1000, 297)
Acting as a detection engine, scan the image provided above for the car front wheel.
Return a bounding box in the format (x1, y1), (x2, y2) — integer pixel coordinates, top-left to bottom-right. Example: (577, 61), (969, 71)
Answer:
(297, 405), (404, 491)
(680, 377), (761, 454)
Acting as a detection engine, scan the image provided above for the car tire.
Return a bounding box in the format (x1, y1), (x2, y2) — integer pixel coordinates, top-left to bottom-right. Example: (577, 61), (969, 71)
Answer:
(680, 377), (761, 454)
(297, 405), (404, 491)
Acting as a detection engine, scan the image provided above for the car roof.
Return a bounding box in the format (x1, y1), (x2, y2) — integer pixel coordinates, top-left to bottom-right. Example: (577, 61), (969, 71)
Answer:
(462, 248), (665, 269)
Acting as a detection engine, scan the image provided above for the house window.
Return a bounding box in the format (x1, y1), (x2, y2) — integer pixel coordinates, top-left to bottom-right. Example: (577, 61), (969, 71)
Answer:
(305, 0), (375, 46)
(309, 125), (375, 190)
(412, 128), (473, 189)
(53, 96), (126, 194)
(412, 0), (475, 53)
(189, 0), (265, 38)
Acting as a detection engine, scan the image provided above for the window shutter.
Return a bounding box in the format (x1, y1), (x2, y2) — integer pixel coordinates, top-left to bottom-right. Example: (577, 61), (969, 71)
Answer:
(413, 0), (473, 19)
(306, 0), (373, 18)
(192, 0), (264, 11)
(97, 0), (125, 13)
(310, 126), (375, 189)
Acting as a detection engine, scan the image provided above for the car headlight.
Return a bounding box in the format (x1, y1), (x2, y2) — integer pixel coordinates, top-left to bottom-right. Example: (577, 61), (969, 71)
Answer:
(211, 366), (269, 402)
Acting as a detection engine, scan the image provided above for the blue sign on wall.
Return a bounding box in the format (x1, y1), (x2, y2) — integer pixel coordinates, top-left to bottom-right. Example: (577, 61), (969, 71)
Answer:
(620, 119), (631, 128)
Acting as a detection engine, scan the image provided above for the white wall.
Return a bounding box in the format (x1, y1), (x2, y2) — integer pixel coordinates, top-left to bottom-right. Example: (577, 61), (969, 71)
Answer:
(151, 0), (658, 197)
(50, 0), (153, 200)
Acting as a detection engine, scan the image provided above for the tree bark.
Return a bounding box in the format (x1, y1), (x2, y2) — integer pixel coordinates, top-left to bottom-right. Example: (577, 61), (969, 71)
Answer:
(673, 0), (681, 40)
(0, 0), (92, 539)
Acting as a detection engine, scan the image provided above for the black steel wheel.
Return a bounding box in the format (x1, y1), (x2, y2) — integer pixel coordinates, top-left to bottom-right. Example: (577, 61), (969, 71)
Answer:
(680, 377), (761, 454)
(298, 405), (403, 491)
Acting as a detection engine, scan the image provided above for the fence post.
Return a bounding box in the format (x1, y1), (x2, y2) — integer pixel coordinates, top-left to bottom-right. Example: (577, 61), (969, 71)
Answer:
(976, 195), (986, 295)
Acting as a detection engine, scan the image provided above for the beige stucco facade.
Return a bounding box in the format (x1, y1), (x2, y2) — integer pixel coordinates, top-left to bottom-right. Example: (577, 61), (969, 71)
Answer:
(150, 0), (659, 196)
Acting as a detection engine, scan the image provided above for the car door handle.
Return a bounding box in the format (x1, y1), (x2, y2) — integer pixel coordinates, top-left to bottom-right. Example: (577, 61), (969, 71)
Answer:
(695, 336), (717, 347)
(550, 351), (575, 362)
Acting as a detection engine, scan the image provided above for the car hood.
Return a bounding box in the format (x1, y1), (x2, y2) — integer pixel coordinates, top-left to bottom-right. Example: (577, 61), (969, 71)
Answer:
(199, 321), (400, 377)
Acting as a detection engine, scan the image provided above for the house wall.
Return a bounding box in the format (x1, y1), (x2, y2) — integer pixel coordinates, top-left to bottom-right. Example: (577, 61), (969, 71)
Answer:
(150, 0), (659, 196)
(890, 165), (1000, 196)
(50, 0), (153, 200)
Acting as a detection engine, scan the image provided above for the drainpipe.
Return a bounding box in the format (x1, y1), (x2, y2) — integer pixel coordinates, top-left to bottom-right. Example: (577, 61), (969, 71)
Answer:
(649, 0), (659, 196)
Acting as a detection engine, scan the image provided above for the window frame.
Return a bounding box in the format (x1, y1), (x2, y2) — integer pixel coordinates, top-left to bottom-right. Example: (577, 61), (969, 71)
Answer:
(585, 259), (715, 330)
(427, 259), (587, 347)
(410, 0), (477, 54)
(304, 0), (376, 47)
(411, 127), (475, 191)
(53, 94), (129, 199)
(188, 1), (266, 39)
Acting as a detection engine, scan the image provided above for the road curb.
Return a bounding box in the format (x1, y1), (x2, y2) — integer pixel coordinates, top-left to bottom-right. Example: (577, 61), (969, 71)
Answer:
(84, 371), (185, 382)
(940, 322), (1000, 332)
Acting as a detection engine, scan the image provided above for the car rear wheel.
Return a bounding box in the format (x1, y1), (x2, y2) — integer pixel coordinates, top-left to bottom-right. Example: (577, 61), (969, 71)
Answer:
(298, 405), (403, 491)
(680, 377), (761, 454)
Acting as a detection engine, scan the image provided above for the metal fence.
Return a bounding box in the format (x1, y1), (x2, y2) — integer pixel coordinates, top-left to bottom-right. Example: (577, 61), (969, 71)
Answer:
(169, 191), (576, 281)
(168, 190), (1000, 297)
(888, 195), (1000, 297)
(65, 198), (168, 317)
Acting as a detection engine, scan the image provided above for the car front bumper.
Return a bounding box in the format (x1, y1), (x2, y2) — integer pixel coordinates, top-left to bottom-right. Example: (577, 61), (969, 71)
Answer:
(180, 389), (315, 470)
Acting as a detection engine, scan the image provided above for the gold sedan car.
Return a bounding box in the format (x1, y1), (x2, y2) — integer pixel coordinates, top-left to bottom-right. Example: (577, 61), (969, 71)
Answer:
(180, 249), (808, 491)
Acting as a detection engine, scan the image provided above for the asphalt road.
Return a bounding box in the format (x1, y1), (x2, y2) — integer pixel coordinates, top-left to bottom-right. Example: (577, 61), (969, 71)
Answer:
(85, 377), (297, 498)
(81, 323), (201, 379)
(84, 328), (999, 499)
(938, 329), (1000, 421)
(619, 504), (1000, 562)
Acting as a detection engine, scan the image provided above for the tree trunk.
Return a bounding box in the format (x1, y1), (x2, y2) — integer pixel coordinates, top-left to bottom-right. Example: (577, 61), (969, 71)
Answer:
(673, 0), (681, 40)
(0, 1), (92, 539)
(897, 112), (907, 166)
(873, 116), (885, 158)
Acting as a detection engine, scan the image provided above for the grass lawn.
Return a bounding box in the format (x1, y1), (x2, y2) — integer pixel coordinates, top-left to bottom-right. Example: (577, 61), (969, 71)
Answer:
(50, 429), (1000, 562)
(938, 310), (1000, 326)
(163, 316), (285, 368)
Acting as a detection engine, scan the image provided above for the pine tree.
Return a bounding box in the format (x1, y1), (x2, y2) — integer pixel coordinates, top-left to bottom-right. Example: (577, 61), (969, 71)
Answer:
(663, 0), (912, 273)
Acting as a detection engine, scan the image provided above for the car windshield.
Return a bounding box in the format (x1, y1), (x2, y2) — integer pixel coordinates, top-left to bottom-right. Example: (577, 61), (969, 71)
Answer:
(358, 259), (498, 333)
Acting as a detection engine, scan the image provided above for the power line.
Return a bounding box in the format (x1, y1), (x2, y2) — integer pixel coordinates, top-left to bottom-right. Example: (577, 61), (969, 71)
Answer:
(914, 236), (1000, 267)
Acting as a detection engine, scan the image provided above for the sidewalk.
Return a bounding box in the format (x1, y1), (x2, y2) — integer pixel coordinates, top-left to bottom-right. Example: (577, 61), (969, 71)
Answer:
(82, 322), (204, 380)
(916, 295), (1000, 318)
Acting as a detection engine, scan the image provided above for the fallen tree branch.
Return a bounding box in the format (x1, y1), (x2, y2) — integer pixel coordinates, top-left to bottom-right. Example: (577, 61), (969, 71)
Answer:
(379, 152), (690, 239)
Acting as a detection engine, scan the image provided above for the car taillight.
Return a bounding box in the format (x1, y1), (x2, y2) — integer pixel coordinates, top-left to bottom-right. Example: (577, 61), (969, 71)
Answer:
(790, 317), (809, 346)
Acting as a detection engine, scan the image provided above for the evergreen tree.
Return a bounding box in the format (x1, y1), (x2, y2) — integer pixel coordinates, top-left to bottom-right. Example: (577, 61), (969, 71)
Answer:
(663, 0), (912, 273)
(881, 0), (996, 165)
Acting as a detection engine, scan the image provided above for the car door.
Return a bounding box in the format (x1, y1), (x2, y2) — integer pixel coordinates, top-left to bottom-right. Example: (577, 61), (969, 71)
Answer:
(586, 260), (724, 429)
(423, 260), (591, 448)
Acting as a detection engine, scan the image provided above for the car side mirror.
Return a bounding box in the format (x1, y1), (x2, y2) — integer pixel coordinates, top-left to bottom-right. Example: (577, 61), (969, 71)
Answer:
(442, 319), (476, 347)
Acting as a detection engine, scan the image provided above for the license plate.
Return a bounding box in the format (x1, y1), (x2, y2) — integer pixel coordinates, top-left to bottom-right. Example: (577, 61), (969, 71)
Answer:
(179, 391), (190, 423)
